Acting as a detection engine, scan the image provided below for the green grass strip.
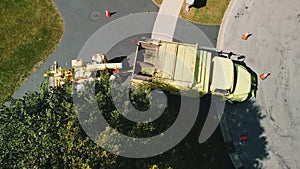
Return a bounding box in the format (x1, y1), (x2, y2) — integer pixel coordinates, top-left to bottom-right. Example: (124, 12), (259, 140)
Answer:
(0, 0), (64, 104)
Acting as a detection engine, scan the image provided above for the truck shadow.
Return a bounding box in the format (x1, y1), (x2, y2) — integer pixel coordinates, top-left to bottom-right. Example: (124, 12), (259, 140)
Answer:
(224, 99), (268, 169)
(126, 94), (236, 169)
(174, 94), (268, 168)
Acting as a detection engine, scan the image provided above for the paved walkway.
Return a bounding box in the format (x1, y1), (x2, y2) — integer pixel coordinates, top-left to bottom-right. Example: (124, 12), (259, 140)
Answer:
(151, 0), (184, 41)
(218, 0), (300, 168)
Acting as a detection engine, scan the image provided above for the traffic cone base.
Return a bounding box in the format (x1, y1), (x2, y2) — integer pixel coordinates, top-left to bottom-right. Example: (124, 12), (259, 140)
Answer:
(260, 72), (271, 80)
(242, 32), (251, 40)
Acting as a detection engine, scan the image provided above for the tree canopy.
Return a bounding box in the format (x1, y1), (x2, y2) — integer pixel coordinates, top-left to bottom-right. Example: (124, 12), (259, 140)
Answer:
(0, 74), (228, 168)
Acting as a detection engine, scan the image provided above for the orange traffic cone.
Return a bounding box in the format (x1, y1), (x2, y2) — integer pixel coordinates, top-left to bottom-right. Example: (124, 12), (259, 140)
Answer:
(260, 72), (271, 80)
(105, 8), (111, 18)
(242, 32), (252, 40)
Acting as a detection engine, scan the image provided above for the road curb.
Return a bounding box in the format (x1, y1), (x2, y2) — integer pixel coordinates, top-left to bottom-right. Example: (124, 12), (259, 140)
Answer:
(216, 0), (238, 49)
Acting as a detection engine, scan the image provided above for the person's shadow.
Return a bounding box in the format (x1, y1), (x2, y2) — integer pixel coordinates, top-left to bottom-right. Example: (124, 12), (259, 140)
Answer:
(190, 0), (207, 8)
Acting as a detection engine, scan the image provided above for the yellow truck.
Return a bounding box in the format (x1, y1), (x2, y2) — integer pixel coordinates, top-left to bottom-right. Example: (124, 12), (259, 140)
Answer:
(44, 39), (256, 102)
(130, 39), (256, 102)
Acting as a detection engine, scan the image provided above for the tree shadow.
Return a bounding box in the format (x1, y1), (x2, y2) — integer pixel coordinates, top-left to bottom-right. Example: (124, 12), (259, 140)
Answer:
(105, 74), (266, 168)
(224, 99), (268, 169)
(118, 94), (235, 169)
(90, 79), (268, 168)
(184, 95), (236, 168)
(190, 0), (207, 8)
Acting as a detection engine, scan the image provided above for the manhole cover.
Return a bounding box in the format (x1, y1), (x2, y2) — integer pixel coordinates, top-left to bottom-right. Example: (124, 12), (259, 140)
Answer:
(90, 11), (100, 20)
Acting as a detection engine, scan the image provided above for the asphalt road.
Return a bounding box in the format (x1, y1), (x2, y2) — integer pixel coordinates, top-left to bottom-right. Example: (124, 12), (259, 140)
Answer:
(10, 0), (232, 168)
(13, 0), (159, 98)
(218, 0), (300, 168)
(13, 0), (218, 99)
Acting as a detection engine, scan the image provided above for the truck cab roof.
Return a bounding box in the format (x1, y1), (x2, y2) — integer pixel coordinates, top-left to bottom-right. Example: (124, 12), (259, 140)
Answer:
(210, 57), (234, 93)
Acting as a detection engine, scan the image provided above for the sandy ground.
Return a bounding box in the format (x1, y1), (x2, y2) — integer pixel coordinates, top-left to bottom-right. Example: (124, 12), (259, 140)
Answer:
(219, 0), (300, 168)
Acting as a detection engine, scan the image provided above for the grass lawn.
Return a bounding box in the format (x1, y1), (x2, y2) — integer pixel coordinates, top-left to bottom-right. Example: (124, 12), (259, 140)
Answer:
(153, 0), (230, 25)
(0, 0), (64, 104)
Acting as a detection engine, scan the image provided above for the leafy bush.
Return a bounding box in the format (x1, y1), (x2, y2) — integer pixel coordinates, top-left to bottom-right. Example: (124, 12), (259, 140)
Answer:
(0, 75), (224, 168)
(0, 81), (118, 168)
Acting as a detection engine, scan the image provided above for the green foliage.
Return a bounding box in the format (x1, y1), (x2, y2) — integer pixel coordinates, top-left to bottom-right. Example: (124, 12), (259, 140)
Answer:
(0, 74), (226, 168)
(0, 81), (118, 168)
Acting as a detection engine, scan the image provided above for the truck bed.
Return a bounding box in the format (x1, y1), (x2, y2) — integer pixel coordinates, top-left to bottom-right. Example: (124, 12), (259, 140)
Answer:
(133, 40), (213, 94)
